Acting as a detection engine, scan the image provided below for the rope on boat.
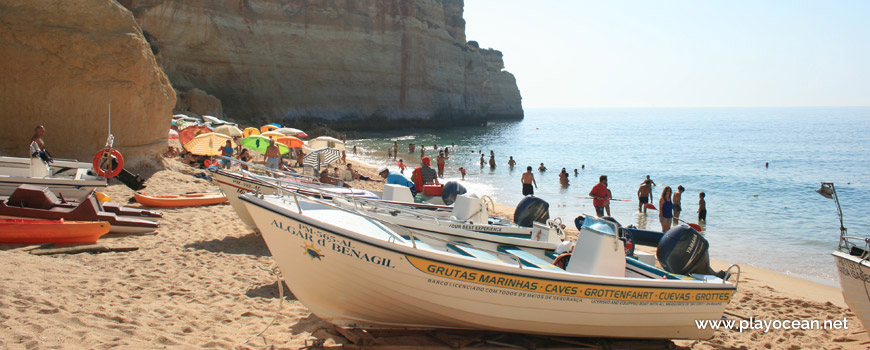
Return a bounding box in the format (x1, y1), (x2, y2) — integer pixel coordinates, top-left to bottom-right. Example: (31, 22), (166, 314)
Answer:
(236, 265), (285, 349)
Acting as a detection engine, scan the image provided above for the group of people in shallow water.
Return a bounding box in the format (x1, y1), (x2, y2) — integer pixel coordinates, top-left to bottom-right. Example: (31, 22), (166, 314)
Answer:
(588, 174), (707, 232)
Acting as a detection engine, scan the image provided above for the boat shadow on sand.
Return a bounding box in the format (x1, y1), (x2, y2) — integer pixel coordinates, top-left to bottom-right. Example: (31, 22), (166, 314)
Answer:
(289, 314), (679, 350)
(183, 232), (271, 257)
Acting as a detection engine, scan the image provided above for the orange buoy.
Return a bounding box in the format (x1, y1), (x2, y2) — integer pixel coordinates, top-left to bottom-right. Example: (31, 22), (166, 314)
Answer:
(92, 148), (124, 178)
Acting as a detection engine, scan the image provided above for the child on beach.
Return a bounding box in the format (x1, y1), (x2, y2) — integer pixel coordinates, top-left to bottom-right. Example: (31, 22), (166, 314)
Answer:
(398, 159), (406, 174)
(698, 192), (706, 222)
(459, 167), (466, 180)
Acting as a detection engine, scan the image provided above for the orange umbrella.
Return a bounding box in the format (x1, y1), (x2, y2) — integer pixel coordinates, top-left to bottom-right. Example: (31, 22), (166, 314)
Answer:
(275, 136), (304, 148)
(243, 127), (260, 137)
(178, 126), (213, 145)
(260, 124), (279, 133)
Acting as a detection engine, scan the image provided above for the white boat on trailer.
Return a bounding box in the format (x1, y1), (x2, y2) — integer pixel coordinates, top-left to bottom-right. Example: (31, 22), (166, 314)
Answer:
(241, 192), (739, 339)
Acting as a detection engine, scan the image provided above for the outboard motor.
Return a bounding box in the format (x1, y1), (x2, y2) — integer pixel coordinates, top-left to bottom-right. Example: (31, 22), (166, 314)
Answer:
(513, 196), (549, 227)
(657, 224), (726, 278)
(441, 181), (467, 205)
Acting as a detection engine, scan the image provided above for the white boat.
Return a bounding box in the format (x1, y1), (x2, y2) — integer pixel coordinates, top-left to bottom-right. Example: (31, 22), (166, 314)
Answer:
(241, 193), (739, 339)
(0, 156), (106, 200)
(818, 182), (870, 332)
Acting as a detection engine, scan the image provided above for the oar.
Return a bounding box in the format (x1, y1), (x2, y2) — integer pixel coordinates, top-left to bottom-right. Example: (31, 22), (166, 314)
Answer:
(678, 218), (703, 232)
(576, 196), (633, 202)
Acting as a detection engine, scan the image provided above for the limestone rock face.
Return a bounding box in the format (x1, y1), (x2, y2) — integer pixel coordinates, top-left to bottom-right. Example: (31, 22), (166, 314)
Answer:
(120, 0), (522, 127)
(174, 88), (223, 120)
(0, 0), (175, 168)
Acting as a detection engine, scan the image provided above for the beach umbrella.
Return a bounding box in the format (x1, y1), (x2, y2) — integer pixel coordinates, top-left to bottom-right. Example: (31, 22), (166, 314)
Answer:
(274, 127), (308, 138)
(275, 136), (304, 148)
(303, 147), (342, 172)
(309, 136), (345, 151)
(178, 125), (213, 145)
(260, 131), (285, 139)
(184, 132), (234, 156)
(202, 115), (221, 124)
(243, 127), (261, 137)
(168, 129), (179, 139)
(240, 135), (290, 155)
(213, 125), (243, 137)
(260, 124), (279, 133)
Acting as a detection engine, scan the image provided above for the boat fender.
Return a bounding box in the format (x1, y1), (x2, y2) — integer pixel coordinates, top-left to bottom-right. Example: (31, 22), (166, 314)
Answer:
(92, 148), (124, 178)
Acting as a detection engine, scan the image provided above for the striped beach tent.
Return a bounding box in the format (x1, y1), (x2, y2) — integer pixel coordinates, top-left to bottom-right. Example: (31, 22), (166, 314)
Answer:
(303, 147), (342, 172)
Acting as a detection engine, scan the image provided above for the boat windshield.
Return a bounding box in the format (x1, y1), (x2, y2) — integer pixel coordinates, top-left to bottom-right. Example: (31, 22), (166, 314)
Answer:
(580, 216), (618, 236)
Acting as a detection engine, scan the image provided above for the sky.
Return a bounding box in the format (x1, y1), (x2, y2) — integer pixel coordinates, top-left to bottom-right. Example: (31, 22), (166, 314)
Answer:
(463, 1), (870, 108)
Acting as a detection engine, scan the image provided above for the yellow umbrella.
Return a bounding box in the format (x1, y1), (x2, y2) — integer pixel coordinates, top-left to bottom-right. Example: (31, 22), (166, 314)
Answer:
(260, 124), (279, 133)
(184, 132), (235, 156)
(260, 131), (284, 139)
(243, 127), (260, 137)
(213, 125), (243, 137)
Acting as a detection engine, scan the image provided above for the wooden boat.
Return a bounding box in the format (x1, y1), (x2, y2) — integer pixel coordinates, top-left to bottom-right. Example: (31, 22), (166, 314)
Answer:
(240, 193), (739, 339)
(0, 185), (159, 234)
(134, 191), (228, 208)
(0, 218), (110, 244)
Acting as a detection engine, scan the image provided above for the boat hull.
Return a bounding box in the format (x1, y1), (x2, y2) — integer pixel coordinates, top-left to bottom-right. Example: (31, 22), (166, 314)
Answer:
(833, 251), (870, 331)
(0, 219), (110, 244)
(243, 196), (734, 340)
(134, 192), (227, 208)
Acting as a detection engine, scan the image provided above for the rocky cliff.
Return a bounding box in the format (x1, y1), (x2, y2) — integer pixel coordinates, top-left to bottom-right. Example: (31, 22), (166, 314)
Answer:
(120, 0), (522, 128)
(0, 0), (175, 168)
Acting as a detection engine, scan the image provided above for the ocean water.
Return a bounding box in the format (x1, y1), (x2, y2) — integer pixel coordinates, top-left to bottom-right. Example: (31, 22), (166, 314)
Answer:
(350, 107), (870, 283)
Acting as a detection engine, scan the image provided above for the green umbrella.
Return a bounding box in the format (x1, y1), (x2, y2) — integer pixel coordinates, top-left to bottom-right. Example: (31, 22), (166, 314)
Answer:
(241, 135), (290, 155)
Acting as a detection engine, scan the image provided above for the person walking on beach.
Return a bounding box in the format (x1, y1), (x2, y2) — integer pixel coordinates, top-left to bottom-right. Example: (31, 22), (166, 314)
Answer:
(538, 163), (547, 172)
(589, 175), (609, 217)
(637, 182), (652, 213)
(264, 139), (280, 170)
(659, 186), (674, 232)
(673, 185), (684, 225)
(508, 156), (516, 168)
(521, 166), (538, 196)
(559, 168), (570, 186)
(436, 151), (446, 177)
(698, 192), (707, 222)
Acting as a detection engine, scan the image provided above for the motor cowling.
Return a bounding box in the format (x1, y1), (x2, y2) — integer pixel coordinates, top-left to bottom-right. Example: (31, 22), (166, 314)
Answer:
(656, 225), (724, 277)
(441, 181), (467, 205)
(514, 196), (549, 227)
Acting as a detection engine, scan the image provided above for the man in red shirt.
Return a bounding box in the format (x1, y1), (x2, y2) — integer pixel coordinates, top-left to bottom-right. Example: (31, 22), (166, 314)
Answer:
(589, 175), (609, 217)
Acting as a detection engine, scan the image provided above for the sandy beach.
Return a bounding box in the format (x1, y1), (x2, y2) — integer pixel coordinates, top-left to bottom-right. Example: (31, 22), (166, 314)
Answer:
(1, 157), (868, 350)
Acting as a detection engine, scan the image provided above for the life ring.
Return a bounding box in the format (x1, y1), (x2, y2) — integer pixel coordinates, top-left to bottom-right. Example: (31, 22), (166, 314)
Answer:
(92, 148), (124, 178)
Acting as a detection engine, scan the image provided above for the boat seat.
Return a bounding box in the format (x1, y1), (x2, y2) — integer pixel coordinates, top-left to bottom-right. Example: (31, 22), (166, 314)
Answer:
(7, 184), (61, 209)
(447, 243), (504, 264)
(498, 246), (563, 272)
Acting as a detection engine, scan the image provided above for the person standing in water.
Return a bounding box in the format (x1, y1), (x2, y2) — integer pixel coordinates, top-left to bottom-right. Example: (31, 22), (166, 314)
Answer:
(488, 154), (496, 168)
(479, 154), (485, 167)
(538, 163), (547, 172)
(698, 192), (707, 222)
(508, 156), (516, 168)
(436, 151), (446, 177)
(588, 175), (608, 217)
(637, 181), (652, 213)
(659, 186), (674, 232)
(521, 166), (538, 196)
(559, 168), (569, 186)
(673, 185), (684, 225)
